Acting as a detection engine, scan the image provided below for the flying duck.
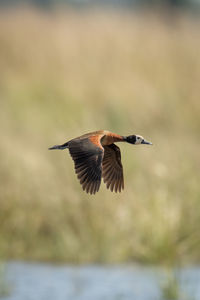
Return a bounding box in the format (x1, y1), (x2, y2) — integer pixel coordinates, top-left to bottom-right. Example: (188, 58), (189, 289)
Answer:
(49, 130), (152, 195)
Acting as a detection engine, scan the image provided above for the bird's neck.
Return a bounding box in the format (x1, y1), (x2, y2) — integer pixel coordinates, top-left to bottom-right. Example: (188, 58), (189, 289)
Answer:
(101, 133), (125, 146)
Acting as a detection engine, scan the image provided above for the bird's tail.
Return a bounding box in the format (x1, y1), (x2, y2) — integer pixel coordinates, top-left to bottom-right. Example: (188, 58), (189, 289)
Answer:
(48, 141), (69, 150)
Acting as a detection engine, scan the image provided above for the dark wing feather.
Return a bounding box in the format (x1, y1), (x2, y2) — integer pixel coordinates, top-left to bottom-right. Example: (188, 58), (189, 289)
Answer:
(68, 137), (104, 194)
(102, 144), (124, 193)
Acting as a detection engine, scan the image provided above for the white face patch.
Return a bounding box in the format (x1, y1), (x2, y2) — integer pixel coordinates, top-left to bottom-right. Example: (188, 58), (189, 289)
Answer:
(135, 135), (144, 145)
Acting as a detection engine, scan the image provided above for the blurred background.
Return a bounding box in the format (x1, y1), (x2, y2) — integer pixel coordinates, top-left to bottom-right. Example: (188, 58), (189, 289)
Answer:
(0, 0), (200, 299)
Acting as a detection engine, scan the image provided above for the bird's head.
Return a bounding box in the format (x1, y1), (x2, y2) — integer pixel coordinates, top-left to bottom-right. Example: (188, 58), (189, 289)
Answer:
(125, 135), (152, 145)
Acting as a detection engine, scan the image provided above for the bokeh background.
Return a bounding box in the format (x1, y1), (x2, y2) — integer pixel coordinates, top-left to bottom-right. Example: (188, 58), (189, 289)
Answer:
(0, 0), (200, 299)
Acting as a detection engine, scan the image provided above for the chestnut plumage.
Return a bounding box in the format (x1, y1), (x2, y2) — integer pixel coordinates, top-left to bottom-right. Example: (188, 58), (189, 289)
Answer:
(49, 130), (152, 194)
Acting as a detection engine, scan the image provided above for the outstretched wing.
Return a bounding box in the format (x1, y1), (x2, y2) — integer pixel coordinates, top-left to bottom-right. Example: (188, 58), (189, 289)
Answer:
(68, 137), (104, 194)
(102, 144), (124, 193)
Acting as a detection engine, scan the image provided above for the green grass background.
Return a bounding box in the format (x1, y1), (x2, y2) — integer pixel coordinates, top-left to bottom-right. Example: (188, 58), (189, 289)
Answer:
(0, 7), (200, 264)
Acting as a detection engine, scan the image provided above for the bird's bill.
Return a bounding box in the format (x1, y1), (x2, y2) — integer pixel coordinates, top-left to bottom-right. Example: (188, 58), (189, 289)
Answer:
(141, 139), (152, 145)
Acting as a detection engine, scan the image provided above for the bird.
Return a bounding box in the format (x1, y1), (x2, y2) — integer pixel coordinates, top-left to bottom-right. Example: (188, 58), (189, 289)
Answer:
(49, 130), (152, 195)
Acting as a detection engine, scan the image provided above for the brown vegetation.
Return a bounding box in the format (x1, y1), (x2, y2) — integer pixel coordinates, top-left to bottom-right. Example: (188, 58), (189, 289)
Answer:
(0, 7), (200, 264)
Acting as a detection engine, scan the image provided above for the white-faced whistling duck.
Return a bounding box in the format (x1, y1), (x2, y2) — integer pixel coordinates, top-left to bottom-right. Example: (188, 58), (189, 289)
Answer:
(49, 130), (152, 195)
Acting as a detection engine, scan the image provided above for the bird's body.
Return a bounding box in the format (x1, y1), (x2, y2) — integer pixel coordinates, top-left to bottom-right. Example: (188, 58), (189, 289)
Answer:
(71, 130), (124, 146)
(49, 130), (152, 195)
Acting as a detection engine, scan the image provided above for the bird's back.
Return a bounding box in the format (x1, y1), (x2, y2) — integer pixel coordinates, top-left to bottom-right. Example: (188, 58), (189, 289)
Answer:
(72, 130), (108, 141)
